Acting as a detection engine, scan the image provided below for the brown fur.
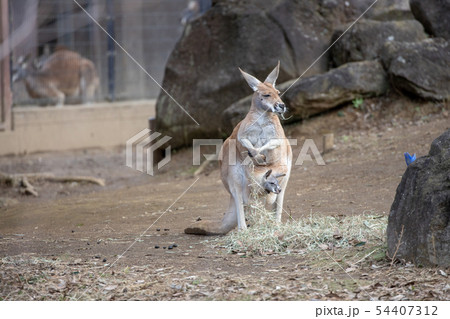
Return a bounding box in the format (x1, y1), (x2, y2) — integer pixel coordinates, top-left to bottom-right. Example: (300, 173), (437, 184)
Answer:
(185, 63), (292, 235)
(14, 49), (99, 106)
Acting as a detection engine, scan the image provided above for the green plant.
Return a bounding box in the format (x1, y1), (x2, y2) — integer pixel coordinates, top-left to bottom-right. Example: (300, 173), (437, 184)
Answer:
(352, 97), (364, 109)
(192, 278), (202, 285)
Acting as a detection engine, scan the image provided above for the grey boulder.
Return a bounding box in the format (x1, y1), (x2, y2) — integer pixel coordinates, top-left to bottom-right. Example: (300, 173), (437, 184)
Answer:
(387, 129), (450, 267)
(368, 0), (414, 21)
(221, 60), (388, 132)
(330, 19), (426, 67)
(410, 0), (450, 40)
(155, 0), (335, 148)
(381, 38), (450, 100)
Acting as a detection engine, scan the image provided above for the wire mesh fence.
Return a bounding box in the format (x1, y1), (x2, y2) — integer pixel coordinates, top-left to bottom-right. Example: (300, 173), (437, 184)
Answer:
(8, 0), (209, 106)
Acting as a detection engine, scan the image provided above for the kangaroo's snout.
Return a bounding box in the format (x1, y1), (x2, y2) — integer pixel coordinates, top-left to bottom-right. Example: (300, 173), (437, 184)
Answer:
(275, 102), (286, 114)
(265, 185), (281, 194)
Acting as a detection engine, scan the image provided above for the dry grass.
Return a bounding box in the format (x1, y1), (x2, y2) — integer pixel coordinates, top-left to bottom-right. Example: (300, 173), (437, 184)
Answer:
(217, 184), (387, 255)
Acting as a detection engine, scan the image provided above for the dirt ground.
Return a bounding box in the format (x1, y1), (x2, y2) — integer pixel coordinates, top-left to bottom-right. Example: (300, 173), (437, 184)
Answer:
(0, 96), (449, 300)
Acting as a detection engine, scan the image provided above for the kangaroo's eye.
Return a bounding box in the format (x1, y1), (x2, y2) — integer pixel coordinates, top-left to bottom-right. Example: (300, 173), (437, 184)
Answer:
(262, 94), (271, 98)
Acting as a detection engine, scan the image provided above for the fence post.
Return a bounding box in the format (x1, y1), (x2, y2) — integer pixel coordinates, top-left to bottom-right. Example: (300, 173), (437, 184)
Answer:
(0, 0), (11, 131)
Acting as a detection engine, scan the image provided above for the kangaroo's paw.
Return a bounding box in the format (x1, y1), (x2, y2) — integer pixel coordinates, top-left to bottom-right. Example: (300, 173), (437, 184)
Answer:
(253, 153), (267, 165)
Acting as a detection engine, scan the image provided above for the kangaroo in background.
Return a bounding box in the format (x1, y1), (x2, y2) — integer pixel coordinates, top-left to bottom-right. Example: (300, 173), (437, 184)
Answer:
(12, 48), (99, 106)
(185, 62), (292, 235)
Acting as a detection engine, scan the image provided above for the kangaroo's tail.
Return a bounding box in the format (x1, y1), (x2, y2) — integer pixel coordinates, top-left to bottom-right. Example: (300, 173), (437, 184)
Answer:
(184, 220), (228, 236)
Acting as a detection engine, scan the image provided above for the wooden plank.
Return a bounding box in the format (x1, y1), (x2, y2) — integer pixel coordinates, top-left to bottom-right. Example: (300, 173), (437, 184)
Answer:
(0, 0), (11, 131)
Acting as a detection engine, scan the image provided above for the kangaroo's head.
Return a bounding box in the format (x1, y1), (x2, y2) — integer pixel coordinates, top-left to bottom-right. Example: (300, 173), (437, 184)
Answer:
(239, 61), (286, 114)
(262, 169), (286, 194)
(12, 55), (30, 83)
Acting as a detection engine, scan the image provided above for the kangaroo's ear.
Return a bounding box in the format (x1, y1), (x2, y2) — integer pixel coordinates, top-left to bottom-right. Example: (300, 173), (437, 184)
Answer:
(239, 68), (261, 92)
(264, 169), (273, 179)
(274, 172), (286, 179)
(264, 61), (280, 87)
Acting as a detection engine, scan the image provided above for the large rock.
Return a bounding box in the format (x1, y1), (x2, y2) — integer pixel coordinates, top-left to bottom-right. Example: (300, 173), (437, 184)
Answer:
(410, 0), (450, 40)
(317, 0), (378, 25)
(156, 0), (360, 148)
(221, 61), (388, 132)
(368, 0), (414, 21)
(381, 38), (450, 100)
(330, 19), (426, 67)
(387, 129), (450, 267)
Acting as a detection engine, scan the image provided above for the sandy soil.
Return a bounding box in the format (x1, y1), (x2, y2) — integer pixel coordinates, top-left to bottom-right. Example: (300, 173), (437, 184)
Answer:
(0, 96), (449, 300)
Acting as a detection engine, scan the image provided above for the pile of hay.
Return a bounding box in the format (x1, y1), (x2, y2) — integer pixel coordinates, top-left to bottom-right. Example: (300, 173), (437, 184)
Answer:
(217, 187), (387, 255)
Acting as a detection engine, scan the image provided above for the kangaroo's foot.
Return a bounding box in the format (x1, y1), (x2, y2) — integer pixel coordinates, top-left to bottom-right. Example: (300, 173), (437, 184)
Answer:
(184, 220), (228, 236)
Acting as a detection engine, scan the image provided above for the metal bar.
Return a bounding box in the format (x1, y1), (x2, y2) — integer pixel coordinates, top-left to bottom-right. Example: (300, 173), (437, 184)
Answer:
(106, 0), (115, 101)
(57, 0), (75, 48)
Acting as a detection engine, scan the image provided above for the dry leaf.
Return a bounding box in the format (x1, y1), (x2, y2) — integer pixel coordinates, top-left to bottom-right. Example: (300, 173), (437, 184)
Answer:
(104, 285), (117, 291)
(333, 229), (342, 240)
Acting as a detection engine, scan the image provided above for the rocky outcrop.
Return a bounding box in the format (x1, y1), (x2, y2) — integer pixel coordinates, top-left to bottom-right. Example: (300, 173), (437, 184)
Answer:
(330, 19), (426, 67)
(381, 38), (450, 100)
(387, 129), (450, 267)
(156, 0), (340, 148)
(410, 0), (450, 40)
(368, 0), (413, 21)
(221, 61), (388, 132)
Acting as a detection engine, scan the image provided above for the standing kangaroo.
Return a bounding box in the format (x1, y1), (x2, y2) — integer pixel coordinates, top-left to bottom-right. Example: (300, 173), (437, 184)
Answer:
(185, 62), (292, 235)
(12, 48), (99, 106)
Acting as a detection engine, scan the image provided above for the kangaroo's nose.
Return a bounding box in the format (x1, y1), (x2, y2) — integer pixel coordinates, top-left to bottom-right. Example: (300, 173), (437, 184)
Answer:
(276, 102), (286, 113)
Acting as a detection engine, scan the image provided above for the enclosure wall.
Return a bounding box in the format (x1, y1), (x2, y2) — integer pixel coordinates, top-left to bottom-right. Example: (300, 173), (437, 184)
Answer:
(0, 100), (154, 155)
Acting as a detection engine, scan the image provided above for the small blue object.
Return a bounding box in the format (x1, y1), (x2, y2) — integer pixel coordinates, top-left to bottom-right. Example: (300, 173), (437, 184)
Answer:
(404, 152), (416, 166)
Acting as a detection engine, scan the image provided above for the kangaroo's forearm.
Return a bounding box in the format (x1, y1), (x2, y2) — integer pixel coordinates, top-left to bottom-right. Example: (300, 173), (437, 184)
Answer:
(239, 137), (257, 153)
(258, 138), (282, 152)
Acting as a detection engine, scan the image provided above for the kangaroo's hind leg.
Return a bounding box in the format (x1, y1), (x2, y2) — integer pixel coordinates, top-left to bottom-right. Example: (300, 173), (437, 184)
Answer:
(230, 175), (250, 231)
(80, 61), (99, 104)
(33, 81), (65, 106)
(47, 87), (65, 106)
(275, 169), (290, 222)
